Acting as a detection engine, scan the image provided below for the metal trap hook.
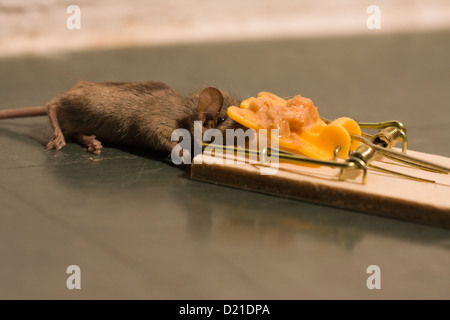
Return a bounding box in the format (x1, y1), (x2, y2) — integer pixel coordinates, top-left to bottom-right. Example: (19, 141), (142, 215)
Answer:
(321, 117), (407, 153)
(351, 134), (450, 175)
(339, 144), (437, 184)
(321, 117), (449, 174)
(201, 143), (379, 185)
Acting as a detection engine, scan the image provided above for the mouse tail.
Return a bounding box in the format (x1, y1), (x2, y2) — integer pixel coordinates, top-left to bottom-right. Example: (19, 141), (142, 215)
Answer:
(0, 106), (47, 120)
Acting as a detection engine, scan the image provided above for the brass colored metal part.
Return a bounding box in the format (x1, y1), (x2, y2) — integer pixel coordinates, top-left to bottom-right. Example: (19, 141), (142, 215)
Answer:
(333, 146), (341, 161)
(357, 120), (407, 135)
(322, 116), (448, 173)
(371, 126), (408, 153)
(321, 117), (408, 153)
(350, 134), (450, 174)
(341, 145), (374, 184)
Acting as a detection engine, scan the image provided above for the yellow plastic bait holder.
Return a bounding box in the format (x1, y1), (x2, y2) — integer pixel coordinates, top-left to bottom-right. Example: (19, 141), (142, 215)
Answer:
(227, 91), (361, 161)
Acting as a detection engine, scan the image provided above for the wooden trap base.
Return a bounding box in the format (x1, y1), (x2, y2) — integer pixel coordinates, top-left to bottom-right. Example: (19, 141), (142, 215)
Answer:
(190, 148), (450, 229)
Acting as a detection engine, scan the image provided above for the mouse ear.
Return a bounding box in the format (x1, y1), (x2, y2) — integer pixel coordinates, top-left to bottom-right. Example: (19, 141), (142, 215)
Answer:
(197, 87), (224, 128)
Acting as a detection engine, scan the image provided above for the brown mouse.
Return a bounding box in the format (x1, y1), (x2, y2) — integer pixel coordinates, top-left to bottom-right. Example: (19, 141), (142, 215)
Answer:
(0, 80), (243, 156)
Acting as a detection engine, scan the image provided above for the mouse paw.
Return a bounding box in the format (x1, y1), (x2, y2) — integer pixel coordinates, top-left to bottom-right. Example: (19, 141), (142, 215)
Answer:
(74, 133), (103, 155)
(46, 131), (66, 150)
(87, 137), (103, 155)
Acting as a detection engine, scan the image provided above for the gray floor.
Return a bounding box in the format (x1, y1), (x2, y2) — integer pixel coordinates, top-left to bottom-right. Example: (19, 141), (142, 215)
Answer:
(1, 30), (449, 299)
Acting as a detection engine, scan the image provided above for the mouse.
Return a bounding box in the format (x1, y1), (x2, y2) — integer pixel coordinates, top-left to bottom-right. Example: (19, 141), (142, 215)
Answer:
(0, 80), (244, 156)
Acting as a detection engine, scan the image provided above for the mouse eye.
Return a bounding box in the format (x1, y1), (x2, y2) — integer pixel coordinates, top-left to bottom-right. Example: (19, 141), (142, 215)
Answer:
(218, 116), (227, 123)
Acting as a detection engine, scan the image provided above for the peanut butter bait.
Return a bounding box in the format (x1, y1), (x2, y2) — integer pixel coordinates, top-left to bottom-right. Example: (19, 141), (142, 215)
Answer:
(227, 92), (361, 160)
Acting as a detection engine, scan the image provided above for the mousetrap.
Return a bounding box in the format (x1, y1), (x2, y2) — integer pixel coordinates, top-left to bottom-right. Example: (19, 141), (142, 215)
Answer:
(190, 94), (450, 229)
